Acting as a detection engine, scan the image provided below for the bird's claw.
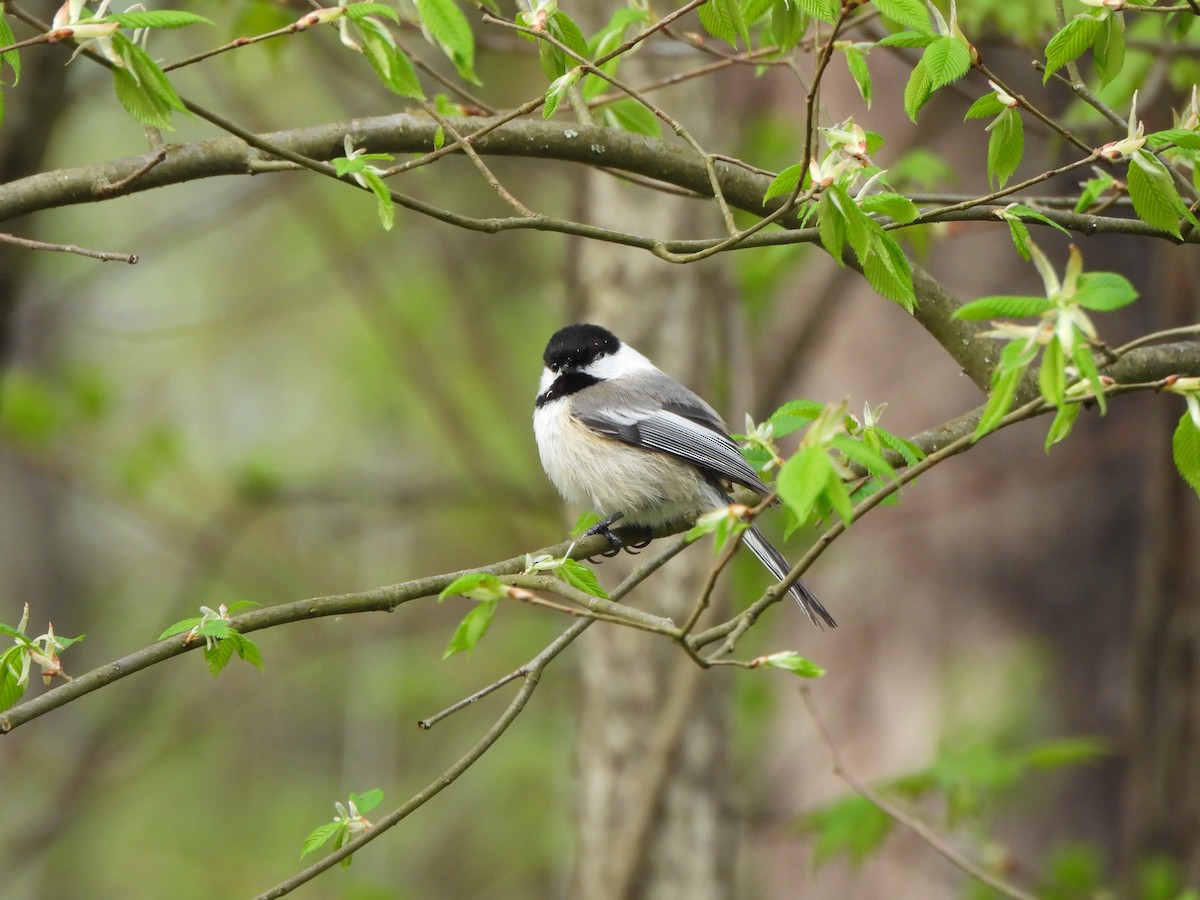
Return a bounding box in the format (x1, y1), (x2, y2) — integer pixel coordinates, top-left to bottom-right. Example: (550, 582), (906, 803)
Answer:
(583, 517), (652, 562)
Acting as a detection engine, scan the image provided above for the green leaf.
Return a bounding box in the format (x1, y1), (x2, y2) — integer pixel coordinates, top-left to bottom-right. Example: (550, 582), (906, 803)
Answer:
(831, 434), (897, 481)
(1127, 150), (1186, 239)
(548, 10), (588, 60)
(922, 36), (971, 90)
(570, 512), (601, 536)
(302, 821), (345, 858)
(204, 635), (236, 676)
(0, 372), (61, 445)
(104, 10), (213, 28)
(343, 3), (401, 22)
(443, 599), (498, 658)
(759, 651), (825, 678)
(742, 0), (776, 26)
(357, 169), (395, 231)
(804, 794), (893, 866)
(872, 0), (930, 32)
(1024, 736), (1110, 770)
(954, 295), (1054, 319)
(875, 30), (935, 49)
(817, 190), (846, 262)
(822, 463), (855, 523)
(777, 447), (833, 522)
(843, 44), (871, 107)
(159, 617), (201, 640)
(1074, 171), (1116, 213)
(536, 40), (566, 82)
(0, 645), (28, 712)
(861, 230), (916, 310)
(871, 427), (926, 466)
(831, 185), (872, 261)
(112, 67), (172, 130)
(1170, 414), (1199, 496)
(1092, 10), (1124, 87)
(1146, 128), (1200, 151)
(902, 57), (931, 122)
(227, 632), (264, 671)
(542, 68), (579, 119)
(858, 192), (919, 223)
(986, 107), (1023, 189)
(964, 92), (1006, 120)
(415, 0), (479, 84)
(1005, 217), (1033, 260)
(110, 34), (186, 129)
(768, 399), (825, 437)
(1038, 336), (1066, 407)
(698, 0), (748, 48)
(351, 788), (384, 813)
(1043, 13), (1103, 83)
(358, 18), (425, 98)
(974, 361), (1026, 439)
(602, 98), (661, 137)
(123, 39), (187, 112)
(764, 162), (805, 203)
(0, 14), (20, 85)
(1075, 271), (1138, 311)
(769, 0), (807, 53)
(1044, 400), (1082, 451)
(439, 573), (505, 602)
(558, 559), (609, 599)
(795, 0), (839, 25)
(1072, 340), (1107, 415)
(1005, 204), (1072, 237)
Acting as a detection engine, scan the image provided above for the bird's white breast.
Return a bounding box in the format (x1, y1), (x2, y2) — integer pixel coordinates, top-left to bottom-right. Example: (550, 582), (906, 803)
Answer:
(533, 393), (719, 528)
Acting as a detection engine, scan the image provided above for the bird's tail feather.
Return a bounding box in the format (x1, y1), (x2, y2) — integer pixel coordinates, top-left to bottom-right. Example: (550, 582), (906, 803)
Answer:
(741, 524), (837, 629)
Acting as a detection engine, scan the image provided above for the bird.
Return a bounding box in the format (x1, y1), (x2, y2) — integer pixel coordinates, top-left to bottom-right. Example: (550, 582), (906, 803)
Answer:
(532, 322), (835, 628)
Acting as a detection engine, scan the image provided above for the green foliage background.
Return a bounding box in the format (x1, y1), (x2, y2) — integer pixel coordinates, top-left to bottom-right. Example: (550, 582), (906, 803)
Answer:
(1, 0), (1198, 896)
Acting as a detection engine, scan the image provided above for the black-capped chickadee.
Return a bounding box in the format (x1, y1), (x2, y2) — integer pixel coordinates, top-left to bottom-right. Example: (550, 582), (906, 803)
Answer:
(533, 323), (835, 628)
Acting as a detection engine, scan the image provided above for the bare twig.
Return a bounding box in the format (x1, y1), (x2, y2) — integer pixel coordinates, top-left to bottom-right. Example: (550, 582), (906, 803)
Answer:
(0, 232), (137, 263)
(801, 688), (1038, 900)
(255, 621), (583, 899)
(95, 148), (167, 195)
(418, 100), (537, 217)
(976, 64), (1093, 155)
(417, 535), (696, 730)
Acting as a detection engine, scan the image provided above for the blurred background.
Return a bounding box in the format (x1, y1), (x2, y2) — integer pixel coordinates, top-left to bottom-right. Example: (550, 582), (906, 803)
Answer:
(1, 1), (1198, 897)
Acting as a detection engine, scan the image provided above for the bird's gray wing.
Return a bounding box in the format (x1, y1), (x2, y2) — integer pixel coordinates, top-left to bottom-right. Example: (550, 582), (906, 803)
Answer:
(573, 377), (770, 495)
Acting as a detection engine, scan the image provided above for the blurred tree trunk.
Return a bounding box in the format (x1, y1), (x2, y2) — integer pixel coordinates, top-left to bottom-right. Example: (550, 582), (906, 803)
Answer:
(0, 49), (71, 363)
(1124, 251), (1200, 886)
(565, 12), (738, 898)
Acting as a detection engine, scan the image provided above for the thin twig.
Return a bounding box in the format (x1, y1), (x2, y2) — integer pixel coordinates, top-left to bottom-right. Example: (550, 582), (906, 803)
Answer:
(486, 14), (742, 237)
(801, 688), (1039, 900)
(162, 21), (307, 72)
(419, 100), (536, 217)
(416, 670), (525, 730)
(95, 148), (167, 195)
(1113, 324), (1200, 357)
(0, 32), (50, 54)
(0, 232), (137, 263)
(802, 6), (851, 181)
(415, 536), (696, 731)
(255, 623), (584, 899)
(976, 64), (1092, 155)
(912, 153), (1101, 225)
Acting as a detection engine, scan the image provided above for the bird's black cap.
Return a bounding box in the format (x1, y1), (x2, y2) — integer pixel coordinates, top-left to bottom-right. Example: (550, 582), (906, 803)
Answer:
(543, 323), (620, 371)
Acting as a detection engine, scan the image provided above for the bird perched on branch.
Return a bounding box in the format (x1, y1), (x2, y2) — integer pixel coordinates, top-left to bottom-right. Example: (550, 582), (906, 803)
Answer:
(533, 322), (835, 628)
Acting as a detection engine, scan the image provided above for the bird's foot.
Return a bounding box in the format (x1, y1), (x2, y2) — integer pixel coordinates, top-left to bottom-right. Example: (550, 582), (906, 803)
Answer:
(584, 515), (653, 562)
